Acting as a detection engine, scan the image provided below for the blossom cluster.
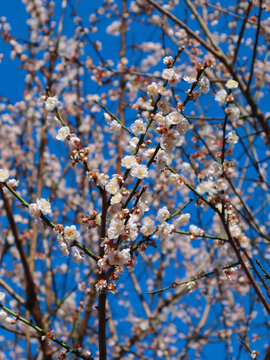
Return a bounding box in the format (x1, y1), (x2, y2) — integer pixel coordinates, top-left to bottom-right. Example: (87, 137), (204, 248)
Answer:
(55, 224), (83, 264)
(29, 198), (52, 219)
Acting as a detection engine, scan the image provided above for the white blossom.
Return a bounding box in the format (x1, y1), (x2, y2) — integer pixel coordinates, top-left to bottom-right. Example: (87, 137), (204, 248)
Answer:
(110, 192), (123, 205)
(110, 120), (121, 134)
(58, 240), (69, 257)
(130, 118), (146, 135)
(71, 247), (84, 264)
(147, 82), (159, 98)
(44, 96), (61, 111)
(177, 118), (190, 135)
(0, 292), (5, 302)
(0, 310), (8, 324)
(108, 248), (131, 266)
(215, 89), (227, 106)
(226, 79), (238, 90)
(29, 203), (41, 219)
(225, 104), (240, 121)
(229, 224), (241, 238)
(159, 222), (174, 238)
(47, 112), (60, 126)
(130, 164), (149, 179)
(141, 217), (156, 236)
(36, 198), (52, 215)
(155, 113), (168, 126)
(178, 213), (190, 225)
(215, 178), (229, 191)
(196, 180), (216, 195)
(226, 130), (239, 145)
(108, 219), (125, 239)
(157, 206), (170, 222)
(208, 161), (223, 178)
(183, 72), (197, 83)
(95, 279), (107, 292)
(0, 169), (9, 182)
(163, 56), (173, 66)
(98, 257), (110, 272)
(199, 76), (210, 94)
(182, 162), (191, 175)
(157, 99), (170, 114)
(166, 111), (183, 125)
(127, 137), (139, 152)
(64, 225), (80, 243)
(189, 225), (205, 237)
(97, 173), (109, 187)
(186, 281), (196, 293)
(56, 126), (70, 141)
(105, 178), (120, 195)
(121, 155), (137, 169)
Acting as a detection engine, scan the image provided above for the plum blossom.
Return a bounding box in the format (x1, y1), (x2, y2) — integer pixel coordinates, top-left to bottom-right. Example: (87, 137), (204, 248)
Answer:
(182, 162), (191, 175)
(0, 310), (10, 324)
(196, 180), (216, 195)
(121, 155), (137, 169)
(110, 192), (123, 205)
(105, 178), (120, 195)
(64, 225), (80, 243)
(71, 247), (84, 265)
(95, 279), (108, 293)
(141, 217), (156, 236)
(56, 126), (70, 141)
(226, 79), (238, 90)
(130, 164), (149, 179)
(108, 219), (125, 239)
(0, 169), (9, 182)
(215, 178), (229, 191)
(226, 130), (239, 145)
(158, 222), (175, 238)
(162, 68), (180, 86)
(97, 172), (109, 187)
(183, 72), (197, 83)
(177, 118), (190, 135)
(166, 111), (183, 125)
(186, 281), (196, 293)
(110, 120), (121, 134)
(127, 137), (139, 152)
(189, 225), (205, 237)
(208, 161), (223, 178)
(198, 76), (210, 94)
(157, 206), (170, 222)
(47, 112), (60, 126)
(130, 118), (146, 136)
(229, 223), (241, 238)
(155, 112), (168, 126)
(0, 292), (5, 302)
(178, 213), (190, 226)
(157, 98), (170, 114)
(44, 96), (61, 111)
(29, 203), (41, 219)
(7, 178), (19, 189)
(108, 248), (131, 266)
(215, 89), (227, 105)
(163, 56), (173, 67)
(36, 198), (52, 215)
(98, 257), (110, 272)
(161, 129), (182, 152)
(58, 241), (69, 257)
(225, 104), (240, 121)
(147, 82), (159, 98)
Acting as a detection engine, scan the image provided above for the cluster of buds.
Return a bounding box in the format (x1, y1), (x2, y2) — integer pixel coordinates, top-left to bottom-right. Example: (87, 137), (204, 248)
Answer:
(79, 211), (99, 230)
(70, 147), (89, 166)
